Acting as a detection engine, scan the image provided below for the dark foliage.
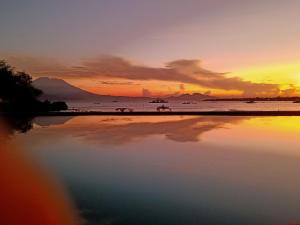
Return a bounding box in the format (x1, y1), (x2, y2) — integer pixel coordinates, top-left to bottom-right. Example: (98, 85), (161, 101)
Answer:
(0, 60), (68, 112)
(49, 101), (68, 111)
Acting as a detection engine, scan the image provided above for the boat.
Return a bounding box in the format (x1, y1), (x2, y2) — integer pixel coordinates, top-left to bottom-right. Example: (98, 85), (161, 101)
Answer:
(245, 100), (256, 104)
(156, 105), (172, 112)
(115, 107), (133, 112)
(182, 102), (191, 104)
(149, 98), (168, 103)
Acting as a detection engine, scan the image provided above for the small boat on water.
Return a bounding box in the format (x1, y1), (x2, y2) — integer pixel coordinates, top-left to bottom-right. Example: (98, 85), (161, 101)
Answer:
(182, 102), (191, 104)
(149, 98), (168, 103)
(156, 105), (172, 112)
(245, 100), (256, 104)
(112, 100), (119, 103)
(115, 107), (133, 112)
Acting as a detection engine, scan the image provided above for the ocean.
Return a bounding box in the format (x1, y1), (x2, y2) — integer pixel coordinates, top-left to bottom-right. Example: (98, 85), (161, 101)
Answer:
(6, 115), (300, 225)
(68, 100), (300, 112)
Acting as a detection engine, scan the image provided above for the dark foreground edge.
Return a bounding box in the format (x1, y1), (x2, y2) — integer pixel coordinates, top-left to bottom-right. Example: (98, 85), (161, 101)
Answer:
(3, 111), (300, 117)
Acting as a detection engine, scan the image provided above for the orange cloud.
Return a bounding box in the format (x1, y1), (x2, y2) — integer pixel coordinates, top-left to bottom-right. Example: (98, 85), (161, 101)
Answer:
(280, 85), (300, 97)
(5, 55), (280, 97)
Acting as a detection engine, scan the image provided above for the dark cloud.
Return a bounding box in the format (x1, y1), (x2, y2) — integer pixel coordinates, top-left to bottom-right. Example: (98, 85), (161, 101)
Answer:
(204, 90), (212, 95)
(5, 55), (280, 96)
(167, 59), (280, 96)
(142, 88), (152, 97)
(5, 55), (69, 75)
(179, 83), (185, 92)
(100, 81), (140, 86)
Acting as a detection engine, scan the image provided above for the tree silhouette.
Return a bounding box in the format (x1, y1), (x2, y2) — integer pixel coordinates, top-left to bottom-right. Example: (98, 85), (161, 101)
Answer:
(0, 60), (67, 112)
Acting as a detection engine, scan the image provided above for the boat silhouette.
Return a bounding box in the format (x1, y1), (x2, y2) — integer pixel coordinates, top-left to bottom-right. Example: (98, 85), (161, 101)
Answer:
(149, 98), (168, 103)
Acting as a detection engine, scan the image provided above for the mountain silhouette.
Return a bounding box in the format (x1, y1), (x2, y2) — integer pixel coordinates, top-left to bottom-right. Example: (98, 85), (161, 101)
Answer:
(33, 77), (108, 102)
(33, 77), (213, 102)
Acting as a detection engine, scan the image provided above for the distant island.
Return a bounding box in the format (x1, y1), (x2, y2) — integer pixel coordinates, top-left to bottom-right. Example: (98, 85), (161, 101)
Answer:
(205, 97), (300, 102)
(0, 61), (68, 113)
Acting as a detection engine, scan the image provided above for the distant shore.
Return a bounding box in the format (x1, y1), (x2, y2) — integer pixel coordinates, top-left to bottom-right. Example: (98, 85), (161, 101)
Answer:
(3, 110), (300, 117)
(205, 97), (300, 102)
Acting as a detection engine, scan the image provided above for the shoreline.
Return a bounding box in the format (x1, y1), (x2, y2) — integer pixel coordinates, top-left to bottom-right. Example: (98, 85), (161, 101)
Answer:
(3, 110), (300, 117)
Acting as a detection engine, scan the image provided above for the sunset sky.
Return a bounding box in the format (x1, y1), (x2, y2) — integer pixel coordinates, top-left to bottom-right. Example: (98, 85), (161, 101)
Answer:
(1, 0), (300, 97)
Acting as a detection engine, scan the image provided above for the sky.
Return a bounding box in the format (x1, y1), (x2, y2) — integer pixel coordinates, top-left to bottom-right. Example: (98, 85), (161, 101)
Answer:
(1, 0), (300, 97)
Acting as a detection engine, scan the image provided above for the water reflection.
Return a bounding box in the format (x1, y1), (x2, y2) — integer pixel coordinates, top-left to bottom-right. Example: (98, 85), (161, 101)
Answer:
(5, 116), (300, 225)
(0, 115), (34, 134)
(34, 116), (74, 127)
(31, 116), (247, 144)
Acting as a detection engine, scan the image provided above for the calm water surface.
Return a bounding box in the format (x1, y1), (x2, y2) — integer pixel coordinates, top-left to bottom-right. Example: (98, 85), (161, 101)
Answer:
(11, 116), (300, 225)
(69, 101), (300, 112)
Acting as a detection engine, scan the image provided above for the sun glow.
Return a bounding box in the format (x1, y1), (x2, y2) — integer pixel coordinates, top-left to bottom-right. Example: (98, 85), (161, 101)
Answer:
(231, 62), (300, 89)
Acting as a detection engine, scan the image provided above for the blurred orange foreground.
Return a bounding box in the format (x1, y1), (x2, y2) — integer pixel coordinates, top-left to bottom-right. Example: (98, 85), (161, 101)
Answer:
(0, 121), (78, 225)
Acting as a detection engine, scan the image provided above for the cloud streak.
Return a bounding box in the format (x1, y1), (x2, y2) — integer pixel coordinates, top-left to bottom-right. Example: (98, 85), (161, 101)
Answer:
(99, 81), (140, 86)
(6, 55), (280, 96)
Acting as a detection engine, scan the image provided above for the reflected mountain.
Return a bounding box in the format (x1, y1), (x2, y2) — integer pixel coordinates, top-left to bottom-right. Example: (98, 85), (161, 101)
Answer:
(30, 116), (248, 145)
(34, 116), (74, 127)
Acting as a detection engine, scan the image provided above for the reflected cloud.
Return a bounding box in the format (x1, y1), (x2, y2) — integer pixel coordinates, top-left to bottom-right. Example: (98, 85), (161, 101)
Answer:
(32, 116), (247, 145)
